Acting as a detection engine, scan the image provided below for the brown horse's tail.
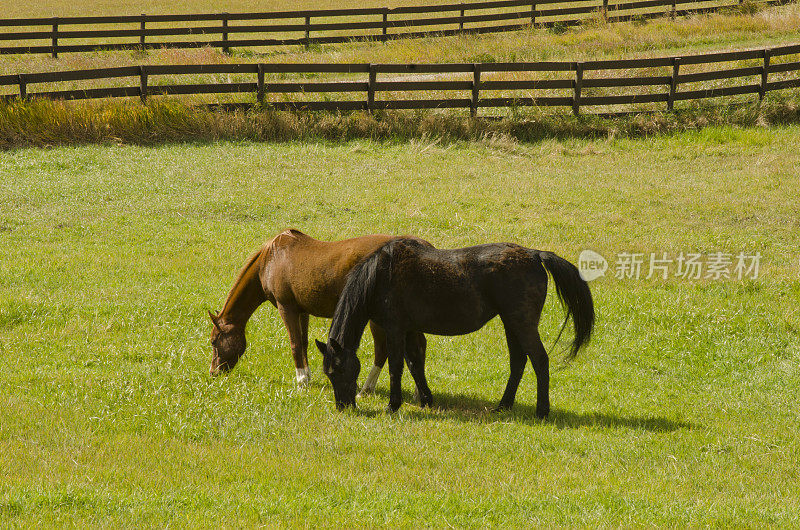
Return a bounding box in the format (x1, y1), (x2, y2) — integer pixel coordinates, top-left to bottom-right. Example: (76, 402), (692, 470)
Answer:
(538, 251), (595, 361)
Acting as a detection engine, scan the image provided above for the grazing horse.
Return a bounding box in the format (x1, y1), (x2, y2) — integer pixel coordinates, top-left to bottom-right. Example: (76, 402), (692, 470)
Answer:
(315, 237), (595, 418)
(209, 229), (429, 394)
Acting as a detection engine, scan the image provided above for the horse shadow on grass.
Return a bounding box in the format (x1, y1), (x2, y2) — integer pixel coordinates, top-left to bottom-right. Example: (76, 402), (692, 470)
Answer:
(356, 387), (694, 432)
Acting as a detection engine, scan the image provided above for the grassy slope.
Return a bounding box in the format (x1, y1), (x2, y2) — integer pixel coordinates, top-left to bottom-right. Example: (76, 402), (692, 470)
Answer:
(1, 128), (799, 526)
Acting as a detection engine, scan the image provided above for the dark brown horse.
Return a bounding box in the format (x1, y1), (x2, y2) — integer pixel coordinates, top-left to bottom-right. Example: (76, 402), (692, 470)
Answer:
(209, 229), (428, 395)
(316, 237), (595, 418)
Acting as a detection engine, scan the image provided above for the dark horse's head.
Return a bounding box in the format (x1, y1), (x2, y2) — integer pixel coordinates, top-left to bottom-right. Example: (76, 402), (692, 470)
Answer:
(209, 311), (247, 376)
(315, 338), (360, 410)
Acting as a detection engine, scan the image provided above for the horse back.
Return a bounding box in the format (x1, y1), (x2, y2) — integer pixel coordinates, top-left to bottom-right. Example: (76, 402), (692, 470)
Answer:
(383, 240), (547, 335)
(263, 230), (401, 317)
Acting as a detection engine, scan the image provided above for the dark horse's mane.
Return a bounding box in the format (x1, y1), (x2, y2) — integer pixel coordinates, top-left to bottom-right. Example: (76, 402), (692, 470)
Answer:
(328, 238), (404, 350)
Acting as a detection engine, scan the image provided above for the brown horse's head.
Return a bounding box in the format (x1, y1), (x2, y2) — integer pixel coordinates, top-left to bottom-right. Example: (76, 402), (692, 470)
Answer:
(209, 311), (247, 376)
(315, 338), (360, 410)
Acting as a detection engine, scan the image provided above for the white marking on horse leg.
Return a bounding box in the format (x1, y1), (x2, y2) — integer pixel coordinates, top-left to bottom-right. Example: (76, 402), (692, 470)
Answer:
(296, 367), (310, 387)
(358, 364), (382, 397)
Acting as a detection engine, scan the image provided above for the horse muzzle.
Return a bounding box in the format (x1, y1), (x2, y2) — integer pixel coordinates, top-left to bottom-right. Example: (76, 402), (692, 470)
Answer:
(209, 359), (234, 376)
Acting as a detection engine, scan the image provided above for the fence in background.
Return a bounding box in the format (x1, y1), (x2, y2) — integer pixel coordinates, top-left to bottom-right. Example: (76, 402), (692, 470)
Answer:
(2, 44), (799, 115)
(0, 0), (788, 57)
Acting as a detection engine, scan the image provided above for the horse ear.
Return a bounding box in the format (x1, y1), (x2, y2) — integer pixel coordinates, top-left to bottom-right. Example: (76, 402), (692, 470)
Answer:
(208, 310), (221, 331)
(314, 339), (327, 355)
(330, 338), (343, 352)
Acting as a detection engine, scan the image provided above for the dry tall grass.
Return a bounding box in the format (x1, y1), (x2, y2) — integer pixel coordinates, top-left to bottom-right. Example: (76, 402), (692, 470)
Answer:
(2, 94), (799, 149)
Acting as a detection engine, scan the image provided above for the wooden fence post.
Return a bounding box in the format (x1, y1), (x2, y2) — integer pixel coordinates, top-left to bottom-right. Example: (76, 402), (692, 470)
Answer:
(531, 1), (536, 27)
(139, 66), (148, 103)
(257, 63), (265, 104)
(382, 8), (389, 43)
(759, 49), (771, 103)
(18, 74), (26, 99)
(51, 18), (58, 59)
(140, 14), (146, 49)
(671, 0), (676, 20)
(471, 64), (481, 117)
(572, 63), (583, 116)
(460, 3), (466, 31)
(305, 16), (311, 48)
(222, 13), (230, 54)
(368, 64), (376, 113)
(668, 57), (680, 111)
(602, 0), (609, 22)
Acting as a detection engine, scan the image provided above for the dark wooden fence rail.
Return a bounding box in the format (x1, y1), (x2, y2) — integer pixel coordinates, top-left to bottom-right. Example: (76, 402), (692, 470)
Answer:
(0, 0), (787, 57)
(2, 44), (799, 115)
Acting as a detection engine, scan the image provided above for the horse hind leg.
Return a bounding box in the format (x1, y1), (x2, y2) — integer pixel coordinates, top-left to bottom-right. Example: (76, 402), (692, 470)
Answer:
(527, 330), (550, 419)
(498, 312), (549, 419)
(496, 318), (528, 412)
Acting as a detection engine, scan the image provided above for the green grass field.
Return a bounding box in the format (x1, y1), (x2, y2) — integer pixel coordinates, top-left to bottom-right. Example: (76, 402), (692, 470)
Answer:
(1, 127), (799, 526)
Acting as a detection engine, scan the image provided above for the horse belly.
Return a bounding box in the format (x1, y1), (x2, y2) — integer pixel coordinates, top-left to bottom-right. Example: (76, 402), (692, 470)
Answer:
(405, 290), (495, 337)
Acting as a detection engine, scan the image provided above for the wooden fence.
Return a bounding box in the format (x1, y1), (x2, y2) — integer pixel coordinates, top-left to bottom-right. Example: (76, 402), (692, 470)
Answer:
(2, 44), (799, 115)
(0, 0), (787, 57)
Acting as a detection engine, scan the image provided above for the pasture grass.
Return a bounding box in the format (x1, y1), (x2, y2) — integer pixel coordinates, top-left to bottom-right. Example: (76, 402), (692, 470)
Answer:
(1, 127), (799, 526)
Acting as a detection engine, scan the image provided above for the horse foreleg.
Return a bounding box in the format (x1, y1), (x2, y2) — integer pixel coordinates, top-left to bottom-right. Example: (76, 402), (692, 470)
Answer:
(385, 330), (407, 413)
(299, 312), (310, 373)
(278, 305), (310, 387)
(404, 332), (432, 408)
(359, 320), (387, 397)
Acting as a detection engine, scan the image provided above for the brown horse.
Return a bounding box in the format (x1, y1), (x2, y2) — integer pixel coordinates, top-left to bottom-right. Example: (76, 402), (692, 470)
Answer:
(209, 229), (428, 394)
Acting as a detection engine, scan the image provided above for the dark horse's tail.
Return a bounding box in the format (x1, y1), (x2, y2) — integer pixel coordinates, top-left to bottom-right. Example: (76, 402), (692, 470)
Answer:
(538, 251), (595, 361)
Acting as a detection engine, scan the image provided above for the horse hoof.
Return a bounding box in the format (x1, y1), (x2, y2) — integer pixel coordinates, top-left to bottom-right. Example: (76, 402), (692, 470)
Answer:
(357, 386), (375, 398)
(386, 403), (401, 414)
(295, 367), (310, 387)
(493, 402), (512, 413)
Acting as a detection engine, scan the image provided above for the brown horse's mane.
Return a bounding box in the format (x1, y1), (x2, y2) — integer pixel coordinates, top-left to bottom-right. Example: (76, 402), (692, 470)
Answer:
(219, 228), (305, 316)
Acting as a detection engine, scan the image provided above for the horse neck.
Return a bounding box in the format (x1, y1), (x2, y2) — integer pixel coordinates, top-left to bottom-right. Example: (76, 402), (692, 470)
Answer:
(330, 302), (371, 354)
(331, 314), (369, 352)
(219, 254), (267, 328)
